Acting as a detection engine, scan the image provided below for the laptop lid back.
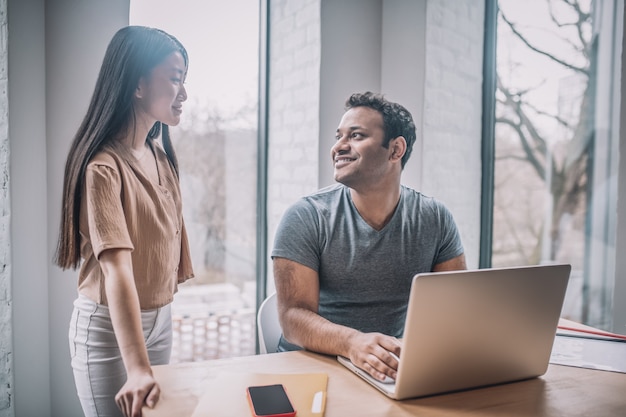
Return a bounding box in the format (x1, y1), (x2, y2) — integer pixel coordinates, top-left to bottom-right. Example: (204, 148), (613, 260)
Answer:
(394, 264), (571, 400)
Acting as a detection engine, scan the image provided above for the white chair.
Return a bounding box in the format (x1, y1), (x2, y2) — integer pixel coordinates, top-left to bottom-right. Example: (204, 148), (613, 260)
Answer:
(257, 292), (282, 354)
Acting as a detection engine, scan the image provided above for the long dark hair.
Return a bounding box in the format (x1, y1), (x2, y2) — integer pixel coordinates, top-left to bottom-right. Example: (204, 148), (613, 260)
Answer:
(54, 26), (189, 270)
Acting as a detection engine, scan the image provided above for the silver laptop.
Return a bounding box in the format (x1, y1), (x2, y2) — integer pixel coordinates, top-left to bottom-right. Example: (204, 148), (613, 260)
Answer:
(338, 264), (571, 400)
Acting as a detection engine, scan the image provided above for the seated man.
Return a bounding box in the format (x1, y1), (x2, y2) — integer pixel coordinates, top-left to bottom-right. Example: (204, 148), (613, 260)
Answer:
(271, 91), (467, 382)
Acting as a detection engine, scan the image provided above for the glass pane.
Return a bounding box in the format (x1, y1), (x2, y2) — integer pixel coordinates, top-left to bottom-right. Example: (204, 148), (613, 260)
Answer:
(130, 0), (260, 361)
(493, 0), (619, 330)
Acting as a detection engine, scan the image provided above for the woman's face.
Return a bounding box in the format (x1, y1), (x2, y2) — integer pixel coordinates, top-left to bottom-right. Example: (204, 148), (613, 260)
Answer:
(135, 51), (188, 127)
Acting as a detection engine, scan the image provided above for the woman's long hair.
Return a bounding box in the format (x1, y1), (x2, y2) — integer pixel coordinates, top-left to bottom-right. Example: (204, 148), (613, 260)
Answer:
(54, 26), (188, 270)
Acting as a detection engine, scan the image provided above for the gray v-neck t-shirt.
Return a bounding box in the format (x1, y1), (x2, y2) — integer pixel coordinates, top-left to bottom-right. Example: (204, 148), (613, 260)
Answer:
(271, 183), (464, 351)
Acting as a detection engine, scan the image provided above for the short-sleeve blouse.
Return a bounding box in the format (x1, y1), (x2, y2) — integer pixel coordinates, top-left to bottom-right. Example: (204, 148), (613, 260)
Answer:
(77, 140), (194, 309)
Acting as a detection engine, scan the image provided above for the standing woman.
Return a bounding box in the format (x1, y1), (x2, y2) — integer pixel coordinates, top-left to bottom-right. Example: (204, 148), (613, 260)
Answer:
(55, 26), (194, 417)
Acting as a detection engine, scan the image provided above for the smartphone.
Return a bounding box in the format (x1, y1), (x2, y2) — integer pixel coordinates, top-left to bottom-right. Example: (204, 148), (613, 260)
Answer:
(246, 384), (297, 417)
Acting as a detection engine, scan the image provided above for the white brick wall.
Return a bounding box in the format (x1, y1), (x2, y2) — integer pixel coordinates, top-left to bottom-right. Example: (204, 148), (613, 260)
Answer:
(266, 0), (321, 289)
(422, 0), (484, 268)
(0, 0), (12, 415)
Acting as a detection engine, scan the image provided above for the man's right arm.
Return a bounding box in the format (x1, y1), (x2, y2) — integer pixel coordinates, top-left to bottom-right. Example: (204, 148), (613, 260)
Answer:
(273, 257), (401, 381)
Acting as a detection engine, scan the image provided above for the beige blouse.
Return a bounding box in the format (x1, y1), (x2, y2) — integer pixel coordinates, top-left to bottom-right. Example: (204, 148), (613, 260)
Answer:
(77, 140), (194, 309)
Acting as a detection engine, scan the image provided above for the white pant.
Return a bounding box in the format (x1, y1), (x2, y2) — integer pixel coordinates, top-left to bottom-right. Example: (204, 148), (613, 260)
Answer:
(68, 294), (172, 417)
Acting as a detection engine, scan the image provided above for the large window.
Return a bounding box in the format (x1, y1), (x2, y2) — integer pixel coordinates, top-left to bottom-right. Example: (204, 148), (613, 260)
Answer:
(130, 0), (260, 362)
(492, 0), (621, 331)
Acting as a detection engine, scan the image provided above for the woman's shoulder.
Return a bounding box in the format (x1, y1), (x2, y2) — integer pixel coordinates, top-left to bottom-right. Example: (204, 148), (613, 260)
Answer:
(88, 146), (128, 171)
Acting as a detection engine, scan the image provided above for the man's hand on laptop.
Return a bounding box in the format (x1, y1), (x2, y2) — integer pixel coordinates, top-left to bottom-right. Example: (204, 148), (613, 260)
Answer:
(347, 332), (402, 383)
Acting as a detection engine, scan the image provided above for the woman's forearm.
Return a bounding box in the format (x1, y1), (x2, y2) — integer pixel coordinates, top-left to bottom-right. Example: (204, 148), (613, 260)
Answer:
(100, 249), (152, 374)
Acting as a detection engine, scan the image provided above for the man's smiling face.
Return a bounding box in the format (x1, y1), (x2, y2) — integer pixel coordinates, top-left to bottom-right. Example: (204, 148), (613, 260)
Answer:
(331, 106), (394, 189)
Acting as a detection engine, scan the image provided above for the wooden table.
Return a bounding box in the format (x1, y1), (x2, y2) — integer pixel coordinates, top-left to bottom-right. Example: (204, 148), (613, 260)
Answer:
(144, 348), (626, 416)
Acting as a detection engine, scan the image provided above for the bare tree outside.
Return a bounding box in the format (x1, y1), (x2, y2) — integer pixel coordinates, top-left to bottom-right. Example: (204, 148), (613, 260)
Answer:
(495, 0), (592, 264)
(172, 98), (258, 289)
(493, 0), (619, 326)
(165, 99), (259, 362)
(175, 104), (228, 282)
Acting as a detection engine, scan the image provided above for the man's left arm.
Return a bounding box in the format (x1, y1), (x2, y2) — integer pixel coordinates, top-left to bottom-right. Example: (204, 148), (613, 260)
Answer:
(432, 201), (467, 272)
(433, 254), (467, 272)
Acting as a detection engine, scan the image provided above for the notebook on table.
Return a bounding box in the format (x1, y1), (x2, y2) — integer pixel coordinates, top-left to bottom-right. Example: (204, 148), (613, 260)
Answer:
(338, 263), (571, 400)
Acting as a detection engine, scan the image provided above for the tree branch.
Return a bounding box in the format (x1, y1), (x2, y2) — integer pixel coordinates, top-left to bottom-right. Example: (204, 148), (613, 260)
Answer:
(496, 116), (546, 180)
(497, 76), (548, 154)
(524, 101), (574, 130)
(500, 9), (588, 74)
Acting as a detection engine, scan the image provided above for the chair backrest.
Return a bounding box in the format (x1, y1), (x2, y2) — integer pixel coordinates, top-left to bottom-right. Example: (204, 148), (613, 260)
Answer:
(257, 292), (282, 354)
